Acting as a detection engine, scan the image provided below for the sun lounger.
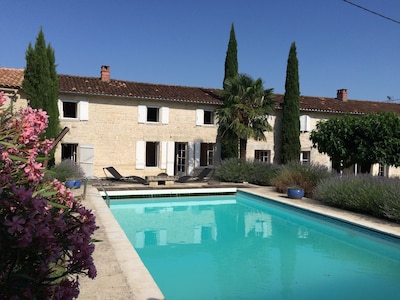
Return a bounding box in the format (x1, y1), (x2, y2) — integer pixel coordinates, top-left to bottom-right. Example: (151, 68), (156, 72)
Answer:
(176, 167), (213, 183)
(103, 166), (148, 185)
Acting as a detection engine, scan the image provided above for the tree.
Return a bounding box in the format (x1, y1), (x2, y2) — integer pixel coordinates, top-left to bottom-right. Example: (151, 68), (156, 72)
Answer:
(23, 28), (60, 146)
(280, 42), (301, 164)
(217, 73), (274, 160)
(223, 23), (238, 88)
(221, 23), (239, 159)
(310, 112), (400, 173)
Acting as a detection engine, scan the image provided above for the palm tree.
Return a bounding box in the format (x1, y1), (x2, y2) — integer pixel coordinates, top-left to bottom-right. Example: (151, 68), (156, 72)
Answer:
(217, 74), (275, 160)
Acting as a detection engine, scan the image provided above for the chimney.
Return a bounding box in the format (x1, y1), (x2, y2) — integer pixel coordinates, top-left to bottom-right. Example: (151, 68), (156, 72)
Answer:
(100, 65), (110, 82)
(336, 89), (348, 101)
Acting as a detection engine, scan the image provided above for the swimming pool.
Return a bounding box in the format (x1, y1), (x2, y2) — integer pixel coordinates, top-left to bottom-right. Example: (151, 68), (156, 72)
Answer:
(110, 190), (400, 300)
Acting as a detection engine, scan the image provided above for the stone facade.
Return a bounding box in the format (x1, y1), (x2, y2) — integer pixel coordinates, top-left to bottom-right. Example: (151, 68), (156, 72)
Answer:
(56, 94), (219, 177)
(2, 67), (400, 178)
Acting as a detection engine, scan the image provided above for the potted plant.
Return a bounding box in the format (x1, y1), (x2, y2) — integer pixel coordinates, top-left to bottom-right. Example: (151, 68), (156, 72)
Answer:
(287, 185), (305, 199)
(47, 160), (85, 189)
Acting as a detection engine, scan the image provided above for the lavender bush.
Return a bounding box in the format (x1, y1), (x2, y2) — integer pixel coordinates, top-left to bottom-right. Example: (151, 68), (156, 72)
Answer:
(214, 158), (280, 185)
(313, 174), (400, 222)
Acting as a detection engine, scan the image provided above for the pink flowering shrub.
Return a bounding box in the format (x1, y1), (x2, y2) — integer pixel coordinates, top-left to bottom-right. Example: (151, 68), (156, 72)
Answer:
(0, 93), (98, 299)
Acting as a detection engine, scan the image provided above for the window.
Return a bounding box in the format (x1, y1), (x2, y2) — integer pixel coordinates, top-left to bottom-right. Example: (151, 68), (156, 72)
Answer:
(378, 164), (389, 177)
(61, 144), (78, 162)
(300, 151), (310, 165)
(63, 102), (77, 118)
(146, 142), (159, 167)
(255, 150), (270, 163)
(196, 109), (215, 126)
(200, 143), (215, 166)
(59, 100), (89, 120)
(147, 107), (159, 122)
(138, 106), (169, 124)
(204, 111), (214, 124)
(175, 143), (187, 173)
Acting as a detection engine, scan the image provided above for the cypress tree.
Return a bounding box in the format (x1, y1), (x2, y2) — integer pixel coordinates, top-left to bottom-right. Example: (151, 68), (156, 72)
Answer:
(223, 23), (238, 88)
(45, 45), (60, 140)
(23, 28), (60, 138)
(23, 28), (60, 165)
(280, 42), (301, 164)
(220, 23), (239, 159)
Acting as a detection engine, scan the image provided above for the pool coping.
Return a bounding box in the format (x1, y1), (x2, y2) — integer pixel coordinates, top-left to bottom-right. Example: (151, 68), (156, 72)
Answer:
(78, 184), (400, 299)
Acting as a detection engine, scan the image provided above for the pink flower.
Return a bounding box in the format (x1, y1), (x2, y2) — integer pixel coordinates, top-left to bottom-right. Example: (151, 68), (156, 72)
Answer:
(0, 92), (7, 106)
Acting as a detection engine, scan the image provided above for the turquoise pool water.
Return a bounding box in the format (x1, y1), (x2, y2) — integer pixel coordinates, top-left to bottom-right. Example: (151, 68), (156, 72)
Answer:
(110, 191), (400, 300)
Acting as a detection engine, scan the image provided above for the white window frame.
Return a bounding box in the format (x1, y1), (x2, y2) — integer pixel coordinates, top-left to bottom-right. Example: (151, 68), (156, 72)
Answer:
(138, 105), (169, 124)
(196, 109), (215, 126)
(200, 143), (215, 167)
(255, 150), (270, 163)
(378, 163), (389, 177)
(58, 100), (89, 120)
(300, 151), (310, 165)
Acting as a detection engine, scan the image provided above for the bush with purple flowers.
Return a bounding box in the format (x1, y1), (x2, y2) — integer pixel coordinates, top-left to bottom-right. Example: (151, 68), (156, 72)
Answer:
(0, 92), (98, 299)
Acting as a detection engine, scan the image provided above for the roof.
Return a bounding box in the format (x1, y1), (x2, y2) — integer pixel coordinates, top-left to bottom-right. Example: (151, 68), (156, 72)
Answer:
(1, 67), (400, 114)
(58, 74), (223, 105)
(0, 68), (24, 88)
(273, 94), (400, 115)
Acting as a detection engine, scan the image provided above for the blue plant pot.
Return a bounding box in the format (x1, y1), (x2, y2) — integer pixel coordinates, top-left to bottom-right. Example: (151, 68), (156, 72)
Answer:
(65, 179), (82, 189)
(287, 188), (304, 199)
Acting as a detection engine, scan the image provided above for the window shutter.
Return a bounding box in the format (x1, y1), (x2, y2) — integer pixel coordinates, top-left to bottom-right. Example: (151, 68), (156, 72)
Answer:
(166, 141), (175, 175)
(300, 115), (311, 132)
(194, 142), (201, 168)
(161, 107), (169, 124)
(188, 142), (195, 175)
(79, 101), (89, 121)
(196, 109), (204, 126)
(136, 141), (145, 169)
(58, 100), (63, 118)
(79, 144), (94, 176)
(160, 142), (167, 169)
(138, 105), (147, 123)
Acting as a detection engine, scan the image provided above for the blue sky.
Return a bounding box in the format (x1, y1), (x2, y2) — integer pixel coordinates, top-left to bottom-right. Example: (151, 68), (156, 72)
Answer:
(1, 0), (399, 101)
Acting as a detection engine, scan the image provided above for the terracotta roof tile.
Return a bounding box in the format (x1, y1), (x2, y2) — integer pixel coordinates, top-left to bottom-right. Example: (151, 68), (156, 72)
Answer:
(1, 67), (400, 114)
(58, 75), (223, 105)
(273, 94), (400, 115)
(0, 68), (24, 88)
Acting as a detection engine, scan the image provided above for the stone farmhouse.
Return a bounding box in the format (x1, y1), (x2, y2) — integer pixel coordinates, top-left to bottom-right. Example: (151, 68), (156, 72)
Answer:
(1, 66), (400, 178)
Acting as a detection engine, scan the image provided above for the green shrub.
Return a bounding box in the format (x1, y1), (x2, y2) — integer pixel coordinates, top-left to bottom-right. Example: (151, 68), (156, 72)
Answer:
(46, 159), (85, 182)
(271, 161), (332, 197)
(245, 161), (281, 186)
(214, 158), (247, 183)
(313, 175), (400, 222)
(213, 158), (281, 185)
